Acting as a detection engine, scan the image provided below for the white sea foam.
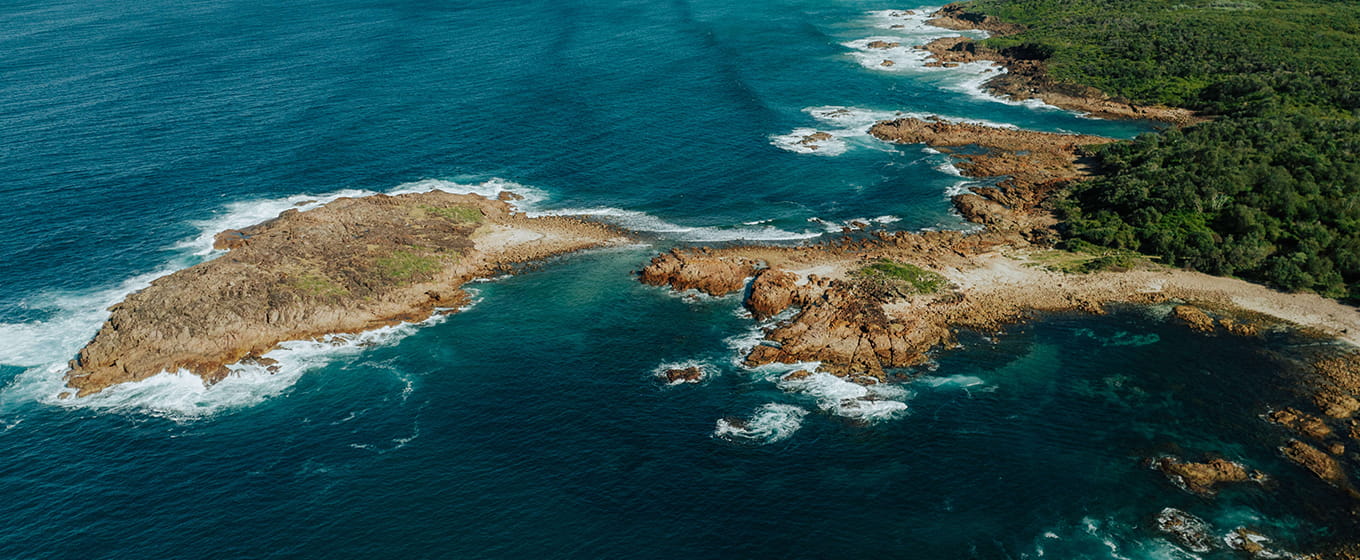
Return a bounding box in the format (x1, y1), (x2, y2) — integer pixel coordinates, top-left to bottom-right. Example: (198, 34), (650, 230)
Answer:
(713, 403), (809, 444)
(769, 127), (849, 156)
(0, 268), (179, 368)
(652, 359), (713, 385)
(841, 9), (1075, 112)
(919, 374), (987, 389)
(807, 215), (902, 233)
(0, 177), (535, 416)
(533, 206), (821, 242)
(777, 371), (911, 421)
(1, 314), (448, 420)
(773, 105), (1018, 157)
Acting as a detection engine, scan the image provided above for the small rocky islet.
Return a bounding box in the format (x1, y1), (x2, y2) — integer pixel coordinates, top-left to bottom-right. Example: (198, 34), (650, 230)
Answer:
(64, 190), (627, 397)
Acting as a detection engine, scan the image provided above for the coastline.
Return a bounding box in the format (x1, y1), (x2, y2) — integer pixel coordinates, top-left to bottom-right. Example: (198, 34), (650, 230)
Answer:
(64, 191), (629, 397)
(919, 4), (1203, 125)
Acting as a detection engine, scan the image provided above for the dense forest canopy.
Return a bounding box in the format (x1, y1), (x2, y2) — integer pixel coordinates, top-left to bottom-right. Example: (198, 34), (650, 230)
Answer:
(962, 0), (1360, 300)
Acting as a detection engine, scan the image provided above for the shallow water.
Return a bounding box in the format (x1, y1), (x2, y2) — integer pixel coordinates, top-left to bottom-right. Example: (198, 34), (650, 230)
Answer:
(0, 0), (1347, 557)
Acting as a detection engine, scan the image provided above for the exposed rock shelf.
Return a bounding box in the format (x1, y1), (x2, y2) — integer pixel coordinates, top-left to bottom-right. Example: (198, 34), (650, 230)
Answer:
(65, 191), (628, 396)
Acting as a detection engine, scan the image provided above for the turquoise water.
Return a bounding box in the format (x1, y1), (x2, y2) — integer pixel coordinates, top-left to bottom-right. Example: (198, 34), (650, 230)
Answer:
(0, 0), (1350, 557)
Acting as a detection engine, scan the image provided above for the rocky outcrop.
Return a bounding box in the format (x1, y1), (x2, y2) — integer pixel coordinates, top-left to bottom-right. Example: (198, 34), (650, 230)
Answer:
(869, 117), (1114, 234)
(65, 191), (627, 396)
(1282, 440), (1358, 497)
(745, 269), (800, 319)
(865, 40), (900, 49)
(925, 3), (1025, 35)
(662, 367), (704, 384)
(1173, 305), (1216, 332)
(1270, 408), (1335, 440)
(638, 249), (759, 296)
(1155, 456), (1260, 496)
(1155, 508), (1216, 553)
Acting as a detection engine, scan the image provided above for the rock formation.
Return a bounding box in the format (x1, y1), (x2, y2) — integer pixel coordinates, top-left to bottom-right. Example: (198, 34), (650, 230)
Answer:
(662, 367), (704, 384)
(1154, 456), (1260, 496)
(1155, 508), (1216, 553)
(65, 191), (627, 396)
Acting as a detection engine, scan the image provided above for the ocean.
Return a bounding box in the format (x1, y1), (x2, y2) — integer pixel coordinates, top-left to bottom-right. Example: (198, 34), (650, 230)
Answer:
(0, 0), (1348, 557)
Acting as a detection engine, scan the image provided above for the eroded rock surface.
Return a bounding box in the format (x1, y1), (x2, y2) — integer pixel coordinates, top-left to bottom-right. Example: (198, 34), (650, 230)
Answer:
(1156, 508), (1216, 553)
(67, 191), (626, 396)
(1155, 456), (1259, 496)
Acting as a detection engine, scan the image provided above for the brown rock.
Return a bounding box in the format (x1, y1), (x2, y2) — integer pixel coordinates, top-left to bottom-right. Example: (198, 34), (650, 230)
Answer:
(662, 367), (704, 384)
(865, 40), (900, 49)
(1281, 439), (1357, 496)
(1269, 408), (1335, 440)
(638, 251), (758, 296)
(746, 269), (800, 319)
(1316, 389), (1360, 419)
(1172, 305), (1216, 332)
(925, 3), (1026, 35)
(952, 193), (1012, 225)
(880, 60), (895, 67)
(66, 191), (626, 396)
(1155, 456), (1253, 496)
(1219, 317), (1259, 336)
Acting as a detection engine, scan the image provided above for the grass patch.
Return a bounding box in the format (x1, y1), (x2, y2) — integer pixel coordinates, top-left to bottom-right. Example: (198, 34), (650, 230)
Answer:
(421, 205), (484, 224)
(852, 260), (949, 298)
(376, 250), (443, 280)
(288, 272), (350, 298)
(1028, 244), (1149, 274)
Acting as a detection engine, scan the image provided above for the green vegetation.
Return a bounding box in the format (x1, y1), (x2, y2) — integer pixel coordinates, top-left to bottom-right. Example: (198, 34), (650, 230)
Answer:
(421, 204), (484, 224)
(1026, 245), (1148, 274)
(376, 250), (444, 281)
(961, 0), (1360, 300)
(969, 0), (1360, 115)
(852, 260), (949, 297)
(289, 272), (350, 298)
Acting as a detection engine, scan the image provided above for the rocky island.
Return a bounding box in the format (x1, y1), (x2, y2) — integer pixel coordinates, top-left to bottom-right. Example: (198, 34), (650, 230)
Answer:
(64, 191), (628, 396)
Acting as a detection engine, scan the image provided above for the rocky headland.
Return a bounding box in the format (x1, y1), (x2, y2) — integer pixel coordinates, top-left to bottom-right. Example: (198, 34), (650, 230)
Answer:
(641, 113), (1360, 509)
(917, 4), (1201, 125)
(868, 117), (1114, 234)
(65, 191), (628, 396)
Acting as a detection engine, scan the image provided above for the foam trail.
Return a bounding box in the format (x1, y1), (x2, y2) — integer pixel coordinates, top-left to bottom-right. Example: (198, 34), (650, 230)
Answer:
(713, 403), (809, 444)
(531, 207), (821, 242)
(777, 371), (911, 421)
(807, 215), (902, 233)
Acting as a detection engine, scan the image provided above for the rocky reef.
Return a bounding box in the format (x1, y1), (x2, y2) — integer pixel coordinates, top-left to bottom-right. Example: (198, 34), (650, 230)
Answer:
(1154, 456), (1263, 496)
(65, 191), (627, 396)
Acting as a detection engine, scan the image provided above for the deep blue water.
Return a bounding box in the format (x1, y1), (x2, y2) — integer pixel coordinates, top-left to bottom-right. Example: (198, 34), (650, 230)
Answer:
(0, 0), (1348, 558)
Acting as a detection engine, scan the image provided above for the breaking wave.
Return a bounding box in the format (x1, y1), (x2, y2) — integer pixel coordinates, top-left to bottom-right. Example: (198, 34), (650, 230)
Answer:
(713, 403), (809, 444)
